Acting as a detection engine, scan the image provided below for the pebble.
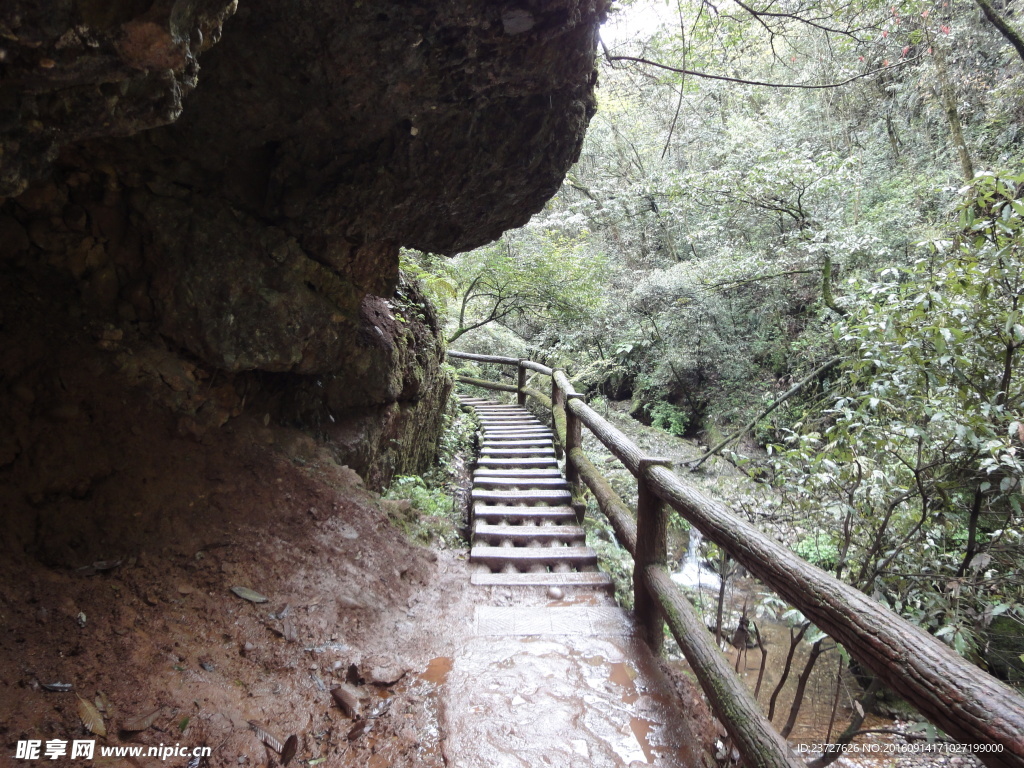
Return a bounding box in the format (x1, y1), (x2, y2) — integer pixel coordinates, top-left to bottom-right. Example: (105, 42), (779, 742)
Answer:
(547, 587), (564, 600)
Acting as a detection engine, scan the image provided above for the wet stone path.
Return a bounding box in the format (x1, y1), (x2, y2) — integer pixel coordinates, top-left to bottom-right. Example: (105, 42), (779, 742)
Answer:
(438, 398), (701, 767)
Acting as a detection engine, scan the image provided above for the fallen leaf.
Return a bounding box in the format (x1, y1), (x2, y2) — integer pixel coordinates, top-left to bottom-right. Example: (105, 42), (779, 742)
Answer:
(231, 586), (268, 603)
(282, 616), (297, 643)
(94, 690), (111, 715)
(347, 720), (372, 740)
(248, 721), (283, 753)
(330, 685), (361, 719)
(281, 734), (298, 766)
(78, 694), (107, 737)
(121, 708), (162, 733)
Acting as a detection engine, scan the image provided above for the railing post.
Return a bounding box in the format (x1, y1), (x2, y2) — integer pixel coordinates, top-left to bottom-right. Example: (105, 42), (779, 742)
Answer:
(517, 361), (527, 406)
(634, 457), (673, 653)
(550, 369), (565, 460)
(564, 394), (583, 489)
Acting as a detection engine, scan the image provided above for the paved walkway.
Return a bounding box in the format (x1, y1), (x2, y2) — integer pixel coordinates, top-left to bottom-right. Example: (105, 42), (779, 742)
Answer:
(437, 399), (701, 767)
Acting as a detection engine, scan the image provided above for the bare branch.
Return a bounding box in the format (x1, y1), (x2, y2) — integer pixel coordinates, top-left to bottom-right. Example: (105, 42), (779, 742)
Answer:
(604, 53), (923, 89)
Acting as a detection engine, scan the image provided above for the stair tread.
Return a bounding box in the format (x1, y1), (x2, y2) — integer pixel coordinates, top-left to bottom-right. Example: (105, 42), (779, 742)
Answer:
(474, 505), (577, 520)
(471, 545), (598, 563)
(472, 468), (563, 477)
(472, 489), (572, 503)
(470, 572), (614, 589)
(474, 523), (586, 539)
(474, 476), (569, 487)
(477, 458), (559, 468)
(479, 419), (541, 425)
(479, 442), (552, 448)
(479, 448), (557, 456)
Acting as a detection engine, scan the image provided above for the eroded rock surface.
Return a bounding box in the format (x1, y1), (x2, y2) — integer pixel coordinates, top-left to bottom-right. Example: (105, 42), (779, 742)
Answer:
(1, 0), (608, 480)
(0, 0), (238, 197)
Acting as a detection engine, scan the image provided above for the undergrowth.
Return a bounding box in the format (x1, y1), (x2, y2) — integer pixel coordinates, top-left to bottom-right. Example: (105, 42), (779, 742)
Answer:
(382, 394), (477, 547)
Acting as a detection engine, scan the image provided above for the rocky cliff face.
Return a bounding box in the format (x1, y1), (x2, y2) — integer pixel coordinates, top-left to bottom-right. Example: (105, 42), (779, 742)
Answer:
(1, 0), (608, 483)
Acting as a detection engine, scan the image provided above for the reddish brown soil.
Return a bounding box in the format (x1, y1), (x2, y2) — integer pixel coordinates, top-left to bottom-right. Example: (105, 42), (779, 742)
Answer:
(0, 272), (469, 767)
(0, 273), (718, 768)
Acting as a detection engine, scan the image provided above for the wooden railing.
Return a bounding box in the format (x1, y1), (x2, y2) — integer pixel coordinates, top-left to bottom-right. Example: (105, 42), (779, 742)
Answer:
(449, 350), (1024, 768)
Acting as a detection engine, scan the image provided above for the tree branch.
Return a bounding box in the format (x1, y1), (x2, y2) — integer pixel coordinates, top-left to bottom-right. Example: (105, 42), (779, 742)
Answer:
(604, 53), (922, 89)
(974, 0), (1024, 64)
(706, 269), (818, 290)
(688, 357), (842, 471)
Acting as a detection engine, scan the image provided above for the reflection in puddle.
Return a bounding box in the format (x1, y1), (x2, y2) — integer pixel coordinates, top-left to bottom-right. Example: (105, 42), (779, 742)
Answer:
(420, 656), (453, 685)
(630, 716), (657, 764)
(608, 661), (639, 704)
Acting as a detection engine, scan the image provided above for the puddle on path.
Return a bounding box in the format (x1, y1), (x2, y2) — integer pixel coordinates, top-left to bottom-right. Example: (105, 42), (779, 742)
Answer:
(608, 661), (639, 704)
(630, 716), (657, 764)
(420, 656), (453, 685)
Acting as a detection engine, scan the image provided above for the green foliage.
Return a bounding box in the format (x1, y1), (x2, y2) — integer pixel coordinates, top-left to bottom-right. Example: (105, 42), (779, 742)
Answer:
(793, 533), (840, 570)
(648, 401), (690, 437)
(383, 475), (458, 547)
(383, 396), (475, 547)
(584, 499), (636, 608)
(769, 171), (1024, 660)
(412, 228), (609, 347)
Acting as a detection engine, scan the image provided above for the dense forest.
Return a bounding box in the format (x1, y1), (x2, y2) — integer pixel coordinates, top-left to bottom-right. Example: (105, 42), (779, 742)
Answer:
(408, 0), (1024, 685)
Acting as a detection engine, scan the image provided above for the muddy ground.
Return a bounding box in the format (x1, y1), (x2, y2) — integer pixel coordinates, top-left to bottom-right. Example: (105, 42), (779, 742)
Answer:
(0, 276), (718, 767)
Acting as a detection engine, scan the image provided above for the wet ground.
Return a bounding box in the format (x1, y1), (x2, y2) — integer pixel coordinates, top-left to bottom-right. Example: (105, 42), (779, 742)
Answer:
(436, 591), (705, 768)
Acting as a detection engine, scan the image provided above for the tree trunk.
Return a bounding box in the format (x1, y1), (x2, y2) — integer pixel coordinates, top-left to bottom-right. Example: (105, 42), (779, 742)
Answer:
(975, 0), (1024, 64)
(932, 43), (975, 183)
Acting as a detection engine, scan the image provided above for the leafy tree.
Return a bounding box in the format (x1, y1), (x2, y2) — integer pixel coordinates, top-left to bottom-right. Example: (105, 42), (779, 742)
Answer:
(770, 171), (1024, 659)
(411, 227), (609, 347)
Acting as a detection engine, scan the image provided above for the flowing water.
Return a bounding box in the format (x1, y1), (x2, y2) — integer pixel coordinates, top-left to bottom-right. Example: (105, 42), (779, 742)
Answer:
(670, 527), (721, 591)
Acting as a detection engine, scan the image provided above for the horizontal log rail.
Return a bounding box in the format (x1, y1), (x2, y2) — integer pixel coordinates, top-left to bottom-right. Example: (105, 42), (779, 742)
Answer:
(448, 350), (1024, 768)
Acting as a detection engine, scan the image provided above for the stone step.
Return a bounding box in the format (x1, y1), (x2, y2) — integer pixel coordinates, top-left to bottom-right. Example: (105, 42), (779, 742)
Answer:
(470, 571), (614, 590)
(473, 523), (586, 545)
(472, 488), (572, 505)
(472, 468), (563, 478)
(481, 427), (551, 435)
(481, 421), (548, 428)
(479, 424), (543, 431)
(473, 476), (570, 490)
(479, 436), (552, 448)
(473, 504), (578, 523)
(470, 545), (599, 569)
(477, 428), (544, 434)
(477, 444), (557, 456)
(476, 457), (559, 469)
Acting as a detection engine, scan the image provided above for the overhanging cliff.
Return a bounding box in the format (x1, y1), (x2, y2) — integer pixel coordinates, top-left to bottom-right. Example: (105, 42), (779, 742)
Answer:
(1, 0), (608, 482)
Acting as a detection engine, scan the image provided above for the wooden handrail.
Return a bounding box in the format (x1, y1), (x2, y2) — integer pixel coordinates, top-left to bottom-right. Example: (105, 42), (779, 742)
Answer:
(449, 351), (1024, 768)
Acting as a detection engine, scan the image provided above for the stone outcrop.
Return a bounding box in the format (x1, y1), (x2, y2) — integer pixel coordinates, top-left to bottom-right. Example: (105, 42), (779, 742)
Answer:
(0, 0), (239, 197)
(1, 0), (608, 483)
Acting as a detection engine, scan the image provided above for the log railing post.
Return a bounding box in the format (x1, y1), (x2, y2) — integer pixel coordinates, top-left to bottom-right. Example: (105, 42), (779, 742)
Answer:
(516, 361), (527, 406)
(634, 457), (673, 653)
(551, 369), (566, 460)
(564, 393), (584, 489)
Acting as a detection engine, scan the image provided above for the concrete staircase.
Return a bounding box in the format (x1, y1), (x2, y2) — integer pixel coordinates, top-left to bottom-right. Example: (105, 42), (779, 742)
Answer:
(459, 397), (613, 591)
